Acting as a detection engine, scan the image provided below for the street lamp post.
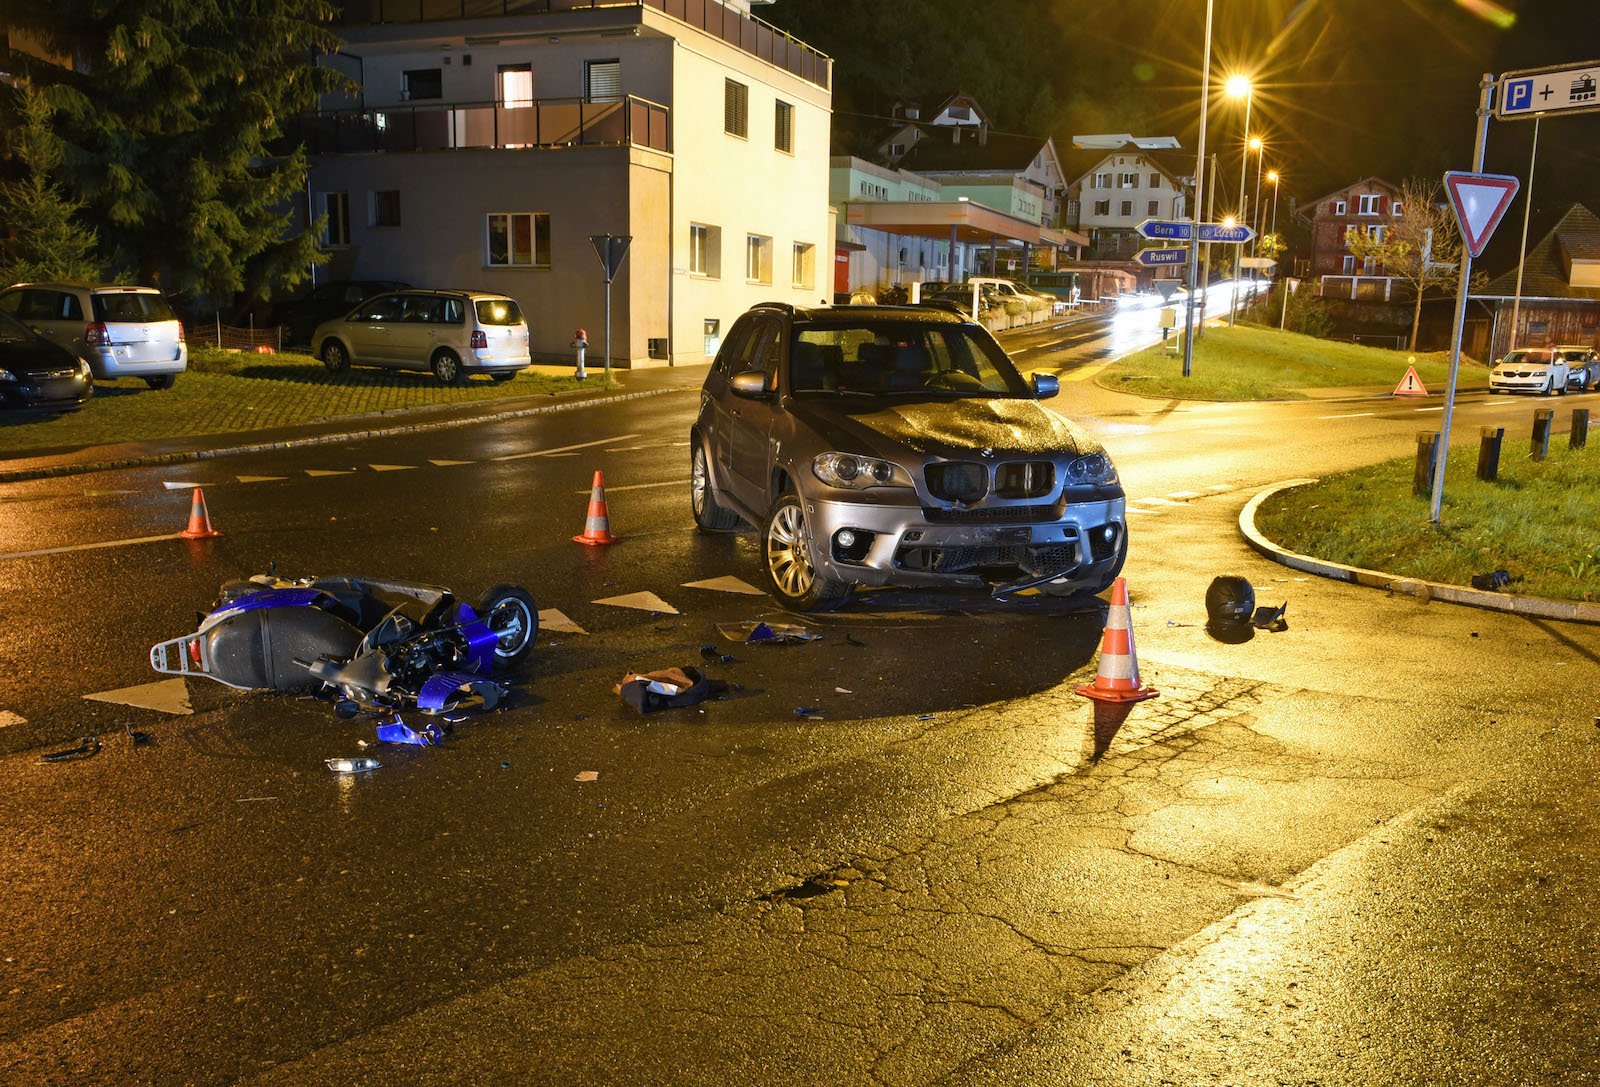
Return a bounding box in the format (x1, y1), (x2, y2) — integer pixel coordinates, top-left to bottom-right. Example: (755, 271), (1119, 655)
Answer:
(1180, 0), (1215, 379)
(1225, 74), (1253, 327)
(1249, 137), (1265, 250)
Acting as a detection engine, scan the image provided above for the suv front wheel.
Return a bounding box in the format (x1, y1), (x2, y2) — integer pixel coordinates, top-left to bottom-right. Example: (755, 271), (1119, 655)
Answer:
(762, 491), (849, 612)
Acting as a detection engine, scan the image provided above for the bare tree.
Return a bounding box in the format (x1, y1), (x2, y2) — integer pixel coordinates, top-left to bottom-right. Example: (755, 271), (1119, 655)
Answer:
(1345, 178), (1462, 350)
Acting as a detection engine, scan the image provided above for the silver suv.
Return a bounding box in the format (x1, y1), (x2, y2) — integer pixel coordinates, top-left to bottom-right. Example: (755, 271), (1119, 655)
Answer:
(311, 289), (530, 385)
(0, 283), (187, 389)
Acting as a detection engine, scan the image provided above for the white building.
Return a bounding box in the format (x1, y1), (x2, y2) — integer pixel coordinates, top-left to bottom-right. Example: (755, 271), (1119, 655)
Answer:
(305, 0), (831, 366)
(1065, 151), (1191, 260)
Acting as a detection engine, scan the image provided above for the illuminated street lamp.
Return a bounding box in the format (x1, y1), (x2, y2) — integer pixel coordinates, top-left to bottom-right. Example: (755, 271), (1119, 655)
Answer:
(1267, 169), (1281, 255)
(1248, 136), (1265, 246)
(1225, 73), (1254, 327)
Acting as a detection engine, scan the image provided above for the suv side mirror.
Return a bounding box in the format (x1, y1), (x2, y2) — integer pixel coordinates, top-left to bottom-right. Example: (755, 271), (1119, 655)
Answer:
(730, 371), (771, 398)
(1030, 373), (1059, 400)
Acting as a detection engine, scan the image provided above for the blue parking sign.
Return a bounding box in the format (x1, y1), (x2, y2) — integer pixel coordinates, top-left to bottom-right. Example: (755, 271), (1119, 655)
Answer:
(1504, 78), (1534, 113)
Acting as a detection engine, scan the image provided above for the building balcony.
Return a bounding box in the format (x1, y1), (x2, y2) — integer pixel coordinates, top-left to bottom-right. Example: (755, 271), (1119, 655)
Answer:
(298, 94), (670, 155)
(336, 0), (831, 90)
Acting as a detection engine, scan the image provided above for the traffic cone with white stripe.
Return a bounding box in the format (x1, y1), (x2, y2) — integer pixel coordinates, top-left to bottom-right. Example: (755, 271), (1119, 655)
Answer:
(177, 487), (221, 540)
(1075, 577), (1158, 703)
(572, 470), (620, 546)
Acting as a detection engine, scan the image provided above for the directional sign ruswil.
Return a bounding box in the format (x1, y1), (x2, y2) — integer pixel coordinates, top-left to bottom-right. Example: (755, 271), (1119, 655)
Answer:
(1136, 247), (1189, 267)
(1496, 61), (1600, 120)
(1443, 171), (1519, 258)
(1135, 219), (1255, 244)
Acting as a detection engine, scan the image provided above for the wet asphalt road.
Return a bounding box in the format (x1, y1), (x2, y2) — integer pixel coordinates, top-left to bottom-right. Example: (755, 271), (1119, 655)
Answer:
(2, 311), (1599, 1086)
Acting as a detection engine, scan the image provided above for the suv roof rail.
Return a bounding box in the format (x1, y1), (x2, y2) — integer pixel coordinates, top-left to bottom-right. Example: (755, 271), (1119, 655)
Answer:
(753, 301), (796, 315)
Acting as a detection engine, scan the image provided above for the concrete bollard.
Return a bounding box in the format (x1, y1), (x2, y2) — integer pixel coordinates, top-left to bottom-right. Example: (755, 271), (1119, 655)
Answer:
(1414, 431), (1440, 498)
(1571, 408), (1590, 451)
(1532, 408), (1554, 461)
(1477, 426), (1504, 482)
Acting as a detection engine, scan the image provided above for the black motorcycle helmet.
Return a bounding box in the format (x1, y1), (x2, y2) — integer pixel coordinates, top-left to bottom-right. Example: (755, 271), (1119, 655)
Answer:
(1205, 575), (1256, 628)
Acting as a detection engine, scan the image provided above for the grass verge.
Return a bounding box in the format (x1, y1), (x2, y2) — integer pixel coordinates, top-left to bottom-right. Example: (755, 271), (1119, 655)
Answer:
(1098, 324), (1484, 401)
(1255, 438), (1600, 602)
(0, 347), (603, 455)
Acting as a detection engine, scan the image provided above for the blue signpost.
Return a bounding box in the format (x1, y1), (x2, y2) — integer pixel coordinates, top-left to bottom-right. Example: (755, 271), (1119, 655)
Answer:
(1135, 218), (1254, 244)
(1135, 247), (1190, 267)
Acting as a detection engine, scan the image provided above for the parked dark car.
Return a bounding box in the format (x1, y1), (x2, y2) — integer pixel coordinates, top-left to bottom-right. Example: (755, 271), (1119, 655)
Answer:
(0, 310), (93, 412)
(274, 280), (410, 346)
(690, 303), (1126, 610)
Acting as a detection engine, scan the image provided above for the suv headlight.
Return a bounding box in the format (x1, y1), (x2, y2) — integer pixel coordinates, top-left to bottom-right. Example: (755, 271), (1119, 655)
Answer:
(0, 369), (15, 382)
(1065, 452), (1118, 486)
(812, 452), (912, 490)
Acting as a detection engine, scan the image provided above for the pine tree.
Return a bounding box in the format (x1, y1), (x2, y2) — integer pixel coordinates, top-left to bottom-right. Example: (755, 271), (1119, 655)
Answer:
(0, 0), (344, 303)
(0, 82), (101, 284)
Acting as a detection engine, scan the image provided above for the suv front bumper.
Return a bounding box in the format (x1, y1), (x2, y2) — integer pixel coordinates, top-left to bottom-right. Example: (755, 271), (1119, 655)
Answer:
(805, 492), (1126, 595)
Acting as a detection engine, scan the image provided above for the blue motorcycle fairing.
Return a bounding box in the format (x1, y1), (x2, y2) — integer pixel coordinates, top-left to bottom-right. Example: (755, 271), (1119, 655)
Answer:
(203, 587), (338, 631)
(452, 604), (503, 673)
(418, 671), (505, 713)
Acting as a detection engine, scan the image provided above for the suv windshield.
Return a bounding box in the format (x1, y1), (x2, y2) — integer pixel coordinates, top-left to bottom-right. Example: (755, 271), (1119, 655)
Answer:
(790, 321), (1030, 399)
(92, 292), (175, 322)
(475, 298), (523, 326)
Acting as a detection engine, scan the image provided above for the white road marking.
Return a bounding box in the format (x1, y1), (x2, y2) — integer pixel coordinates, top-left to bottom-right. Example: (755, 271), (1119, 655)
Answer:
(591, 590), (680, 615)
(369, 464), (417, 472)
(1134, 497), (1184, 507)
(1317, 411), (1375, 419)
(83, 678), (192, 715)
(573, 479), (691, 494)
(306, 469), (354, 477)
(0, 532), (182, 561)
(1165, 490), (1200, 500)
(162, 481), (201, 490)
(429, 459), (473, 466)
(1126, 507), (1153, 516)
(1414, 406), (1444, 412)
(538, 608), (588, 635)
(681, 575), (765, 596)
(493, 433), (640, 462)
(0, 710), (24, 728)
(236, 475), (286, 483)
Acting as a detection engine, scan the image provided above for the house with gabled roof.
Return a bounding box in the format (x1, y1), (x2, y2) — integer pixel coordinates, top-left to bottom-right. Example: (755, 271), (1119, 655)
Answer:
(1062, 150), (1193, 261)
(1474, 203), (1600, 360)
(1301, 176), (1404, 298)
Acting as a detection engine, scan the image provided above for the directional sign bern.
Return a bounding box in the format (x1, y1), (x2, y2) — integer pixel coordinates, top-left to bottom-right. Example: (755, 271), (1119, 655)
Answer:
(1496, 61), (1600, 120)
(1135, 219), (1254, 243)
(1135, 246), (1189, 266)
(1443, 171), (1519, 258)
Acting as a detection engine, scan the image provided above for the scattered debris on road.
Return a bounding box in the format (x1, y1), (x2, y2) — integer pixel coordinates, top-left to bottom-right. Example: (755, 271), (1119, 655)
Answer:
(575, 770), (600, 782)
(126, 724), (157, 747)
(40, 737), (101, 763)
(326, 756), (380, 774)
(615, 666), (728, 713)
(1251, 602), (1289, 632)
(1470, 569), (1519, 591)
(718, 620), (822, 645)
(700, 644), (735, 664)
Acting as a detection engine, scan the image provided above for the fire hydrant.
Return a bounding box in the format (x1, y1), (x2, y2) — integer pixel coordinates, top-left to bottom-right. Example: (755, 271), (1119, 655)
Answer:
(570, 328), (588, 380)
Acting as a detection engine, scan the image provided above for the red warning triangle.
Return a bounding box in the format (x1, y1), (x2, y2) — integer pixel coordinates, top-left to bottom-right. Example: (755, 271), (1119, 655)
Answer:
(1393, 365), (1429, 397)
(1444, 171), (1519, 258)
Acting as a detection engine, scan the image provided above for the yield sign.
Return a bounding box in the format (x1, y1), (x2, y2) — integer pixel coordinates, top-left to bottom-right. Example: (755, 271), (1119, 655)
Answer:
(1444, 171), (1520, 258)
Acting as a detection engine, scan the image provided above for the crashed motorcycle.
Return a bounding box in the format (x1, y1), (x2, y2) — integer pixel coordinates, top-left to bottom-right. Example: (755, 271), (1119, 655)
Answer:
(150, 574), (538, 718)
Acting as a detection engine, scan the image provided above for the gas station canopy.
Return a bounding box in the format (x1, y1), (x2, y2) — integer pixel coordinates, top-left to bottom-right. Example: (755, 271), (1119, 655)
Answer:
(845, 200), (1088, 249)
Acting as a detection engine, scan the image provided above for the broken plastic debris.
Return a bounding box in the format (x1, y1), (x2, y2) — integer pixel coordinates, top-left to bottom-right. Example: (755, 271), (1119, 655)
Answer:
(326, 756), (380, 774)
(126, 724), (156, 747)
(915, 714), (936, 721)
(700, 644), (735, 664)
(835, 687), (853, 694)
(794, 706), (823, 718)
(41, 737), (101, 763)
(1470, 569), (1518, 591)
(376, 720), (442, 746)
(1250, 602), (1289, 633)
(718, 620), (822, 645)
(575, 770), (600, 782)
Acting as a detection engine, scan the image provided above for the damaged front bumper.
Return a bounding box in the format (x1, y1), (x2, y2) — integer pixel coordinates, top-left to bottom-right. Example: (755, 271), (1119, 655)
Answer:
(804, 492), (1126, 596)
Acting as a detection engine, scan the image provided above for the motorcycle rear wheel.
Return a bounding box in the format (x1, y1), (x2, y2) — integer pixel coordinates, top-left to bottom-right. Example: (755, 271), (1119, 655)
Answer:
(478, 585), (538, 666)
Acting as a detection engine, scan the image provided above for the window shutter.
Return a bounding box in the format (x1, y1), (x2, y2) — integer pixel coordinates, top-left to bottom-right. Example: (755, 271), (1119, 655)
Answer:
(586, 60), (621, 103)
(724, 80), (747, 136)
(774, 100), (793, 152)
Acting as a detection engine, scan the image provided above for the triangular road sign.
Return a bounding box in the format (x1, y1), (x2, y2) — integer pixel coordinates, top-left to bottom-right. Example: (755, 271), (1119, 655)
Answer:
(1444, 171), (1520, 258)
(1393, 365), (1429, 397)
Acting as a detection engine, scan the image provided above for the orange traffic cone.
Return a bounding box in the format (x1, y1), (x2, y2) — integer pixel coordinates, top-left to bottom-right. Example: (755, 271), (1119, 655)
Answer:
(178, 487), (221, 540)
(1074, 577), (1158, 703)
(572, 470), (620, 546)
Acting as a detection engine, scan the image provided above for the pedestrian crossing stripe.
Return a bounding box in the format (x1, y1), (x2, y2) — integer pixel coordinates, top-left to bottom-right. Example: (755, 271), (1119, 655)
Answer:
(429, 459), (473, 466)
(83, 678), (192, 715)
(681, 576), (765, 595)
(236, 476), (286, 484)
(539, 608), (588, 634)
(307, 469), (354, 477)
(369, 464), (417, 472)
(1393, 365), (1429, 397)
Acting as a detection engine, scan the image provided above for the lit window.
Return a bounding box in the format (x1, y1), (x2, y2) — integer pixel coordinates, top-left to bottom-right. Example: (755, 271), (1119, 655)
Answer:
(485, 211), (551, 268)
(1333, 199), (1347, 216)
(745, 234), (771, 284)
(320, 192), (349, 247)
(1358, 194), (1380, 215)
(689, 223), (721, 277)
(792, 242), (814, 288)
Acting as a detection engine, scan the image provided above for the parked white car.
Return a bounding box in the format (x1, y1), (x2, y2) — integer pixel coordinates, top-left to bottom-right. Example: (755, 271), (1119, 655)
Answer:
(0, 282), (187, 389)
(312, 289), (530, 385)
(1489, 348), (1570, 396)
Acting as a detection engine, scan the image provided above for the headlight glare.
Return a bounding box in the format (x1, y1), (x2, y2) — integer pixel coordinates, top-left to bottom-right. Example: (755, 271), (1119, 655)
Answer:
(0, 369), (15, 382)
(812, 452), (910, 490)
(1065, 452), (1118, 486)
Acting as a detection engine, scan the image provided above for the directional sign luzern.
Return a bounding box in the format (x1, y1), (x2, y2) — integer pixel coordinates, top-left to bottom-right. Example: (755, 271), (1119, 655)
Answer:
(1135, 219), (1254, 244)
(1496, 61), (1600, 120)
(1135, 246), (1189, 266)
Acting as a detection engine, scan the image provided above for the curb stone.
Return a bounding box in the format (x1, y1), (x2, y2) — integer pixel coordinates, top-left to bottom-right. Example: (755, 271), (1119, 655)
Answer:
(1239, 478), (1600, 625)
(0, 386), (688, 484)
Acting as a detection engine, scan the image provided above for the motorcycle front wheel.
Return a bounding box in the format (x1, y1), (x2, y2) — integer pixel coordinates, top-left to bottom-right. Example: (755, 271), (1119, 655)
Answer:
(478, 584), (539, 666)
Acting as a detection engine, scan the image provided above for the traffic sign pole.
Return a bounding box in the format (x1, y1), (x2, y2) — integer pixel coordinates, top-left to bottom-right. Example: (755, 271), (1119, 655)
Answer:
(1429, 73), (1497, 525)
(1183, 0), (1213, 381)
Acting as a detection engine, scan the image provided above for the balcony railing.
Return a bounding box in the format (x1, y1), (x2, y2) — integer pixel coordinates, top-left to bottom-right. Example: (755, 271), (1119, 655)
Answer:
(335, 0), (831, 90)
(298, 94), (669, 154)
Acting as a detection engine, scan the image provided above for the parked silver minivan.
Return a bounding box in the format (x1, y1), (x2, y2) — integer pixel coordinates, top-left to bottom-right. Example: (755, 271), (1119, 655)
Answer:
(311, 289), (531, 384)
(0, 283), (188, 389)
